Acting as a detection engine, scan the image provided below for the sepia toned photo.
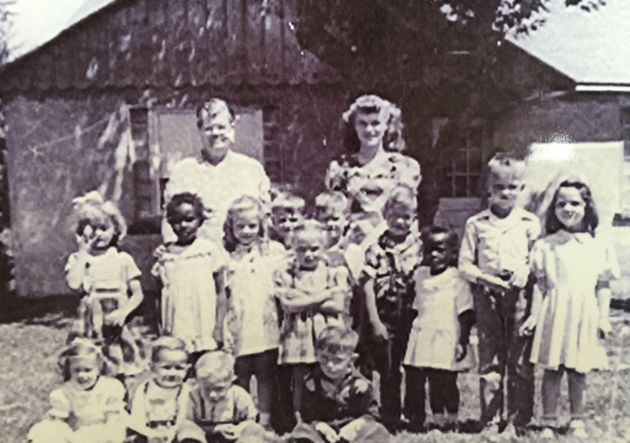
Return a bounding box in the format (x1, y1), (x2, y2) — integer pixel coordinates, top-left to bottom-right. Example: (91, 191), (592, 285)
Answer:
(0, 0), (629, 442)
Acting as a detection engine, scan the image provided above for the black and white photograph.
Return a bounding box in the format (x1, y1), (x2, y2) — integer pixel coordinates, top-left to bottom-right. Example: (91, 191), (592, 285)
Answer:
(1, 0), (629, 442)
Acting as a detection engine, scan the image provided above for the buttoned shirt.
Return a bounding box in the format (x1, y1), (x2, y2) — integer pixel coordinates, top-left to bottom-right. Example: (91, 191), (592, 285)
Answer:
(163, 150), (270, 243)
(458, 208), (540, 289)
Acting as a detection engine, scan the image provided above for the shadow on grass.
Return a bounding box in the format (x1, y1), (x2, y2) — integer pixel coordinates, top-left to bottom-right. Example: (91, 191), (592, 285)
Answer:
(0, 293), (78, 327)
(0, 292), (160, 329)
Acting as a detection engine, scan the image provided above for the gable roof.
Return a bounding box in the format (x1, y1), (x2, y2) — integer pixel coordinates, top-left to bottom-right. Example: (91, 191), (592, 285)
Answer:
(508, 0), (630, 88)
(66, 0), (117, 28)
(0, 0), (339, 94)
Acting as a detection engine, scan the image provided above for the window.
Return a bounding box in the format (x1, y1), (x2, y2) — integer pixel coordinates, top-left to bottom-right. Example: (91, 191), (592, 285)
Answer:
(128, 104), (280, 233)
(443, 121), (486, 198)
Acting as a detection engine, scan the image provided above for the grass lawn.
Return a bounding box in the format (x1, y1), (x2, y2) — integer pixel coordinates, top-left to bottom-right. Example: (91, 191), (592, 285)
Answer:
(3, 300), (630, 443)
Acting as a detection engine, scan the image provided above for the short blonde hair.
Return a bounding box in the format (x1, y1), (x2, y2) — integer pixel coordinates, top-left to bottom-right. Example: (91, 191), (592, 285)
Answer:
(150, 336), (188, 363)
(383, 184), (417, 214)
(57, 338), (106, 381)
(314, 191), (350, 215)
(223, 195), (266, 252)
(291, 219), (326, 247)
(271, 192), (305, 214)
(195, 351), (235, 382)
(72, 191), (127, 246)
(486, 153), (526, 185)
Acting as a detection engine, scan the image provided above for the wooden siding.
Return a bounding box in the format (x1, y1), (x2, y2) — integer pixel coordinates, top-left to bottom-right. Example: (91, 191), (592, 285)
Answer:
(0, 0), (339, 95)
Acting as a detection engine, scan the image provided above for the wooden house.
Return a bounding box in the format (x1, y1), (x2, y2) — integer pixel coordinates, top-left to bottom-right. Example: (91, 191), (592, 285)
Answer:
(0, 0), (350, 296)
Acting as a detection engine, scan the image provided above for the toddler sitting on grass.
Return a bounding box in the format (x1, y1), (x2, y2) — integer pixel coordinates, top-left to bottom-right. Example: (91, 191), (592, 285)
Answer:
(128, 336), (191, 442)
(179, 350), (265, 442)
(27, 338), (127, 443)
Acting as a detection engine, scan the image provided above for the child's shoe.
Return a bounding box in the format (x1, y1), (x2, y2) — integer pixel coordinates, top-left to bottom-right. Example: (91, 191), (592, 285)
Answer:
(568, 420), (588, 439)
(540, 427), (555, 440)
(501, 422), (517, 438)
(431, 413), (446, 430)
(480, 415), (501, 433)
(405, 418), (426, 434)
(443, 413), (458, 432)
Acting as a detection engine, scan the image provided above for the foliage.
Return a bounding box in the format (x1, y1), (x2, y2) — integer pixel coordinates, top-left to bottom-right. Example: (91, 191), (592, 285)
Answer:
(0, 0), (11, 65)
(293, 0), (604, 91)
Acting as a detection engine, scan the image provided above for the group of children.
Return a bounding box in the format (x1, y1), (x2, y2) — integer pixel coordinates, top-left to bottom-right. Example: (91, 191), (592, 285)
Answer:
(28, 152), (618, 442)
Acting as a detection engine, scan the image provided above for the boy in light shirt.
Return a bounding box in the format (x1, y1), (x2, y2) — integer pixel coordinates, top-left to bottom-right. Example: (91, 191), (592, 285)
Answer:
(458, 153), (540, 435)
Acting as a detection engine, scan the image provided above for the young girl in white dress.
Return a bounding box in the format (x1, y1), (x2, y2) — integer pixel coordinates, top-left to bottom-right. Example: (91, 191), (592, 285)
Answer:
(520, 178), (619, 439)
(152, 192), (227, 359)
(223, 195), (286, 428)
(403, 226), (474, 433)
(27, 339), (127, 443)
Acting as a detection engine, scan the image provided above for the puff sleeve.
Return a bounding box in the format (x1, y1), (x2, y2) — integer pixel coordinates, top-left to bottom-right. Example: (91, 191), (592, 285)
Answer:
(598, 240), (620, 282)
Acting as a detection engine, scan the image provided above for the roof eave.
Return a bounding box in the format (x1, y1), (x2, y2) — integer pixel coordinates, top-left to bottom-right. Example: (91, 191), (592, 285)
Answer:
(575, 83), (630, 93)
(0, 0), (121, 74)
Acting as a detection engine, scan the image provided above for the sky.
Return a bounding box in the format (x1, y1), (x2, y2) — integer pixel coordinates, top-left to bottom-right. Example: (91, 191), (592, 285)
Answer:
(8, 0), (87, 58)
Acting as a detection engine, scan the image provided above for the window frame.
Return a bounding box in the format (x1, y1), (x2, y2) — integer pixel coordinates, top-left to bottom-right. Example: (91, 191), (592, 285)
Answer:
(443, 118), (487, 198)
(127, 103), (282, 235)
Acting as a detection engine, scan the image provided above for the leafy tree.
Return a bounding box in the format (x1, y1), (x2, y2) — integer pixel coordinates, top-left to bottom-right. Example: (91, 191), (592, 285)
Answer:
(0, 0), (11, 296)
(293, 0), (605, 224)
(0, 0), (11, 65)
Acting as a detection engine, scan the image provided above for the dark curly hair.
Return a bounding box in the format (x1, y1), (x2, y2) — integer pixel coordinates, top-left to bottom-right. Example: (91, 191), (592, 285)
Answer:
(421, 225), (459, 266)
(545, 179), (598, 236)
(165, 192), (205, 224)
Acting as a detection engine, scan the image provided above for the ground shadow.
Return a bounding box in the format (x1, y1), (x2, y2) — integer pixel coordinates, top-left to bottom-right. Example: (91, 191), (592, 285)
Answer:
(0, 292), (160, 329)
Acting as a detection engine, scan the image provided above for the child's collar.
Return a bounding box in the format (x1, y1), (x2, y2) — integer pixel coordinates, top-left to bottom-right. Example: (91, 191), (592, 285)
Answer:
(380, 229), (411, 249)
(317, 365), (355, 386)
(556, 229), (592, 243)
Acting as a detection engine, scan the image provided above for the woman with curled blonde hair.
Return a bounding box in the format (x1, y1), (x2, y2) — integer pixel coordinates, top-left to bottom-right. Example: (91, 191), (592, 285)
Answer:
(326, 94), (422, 216)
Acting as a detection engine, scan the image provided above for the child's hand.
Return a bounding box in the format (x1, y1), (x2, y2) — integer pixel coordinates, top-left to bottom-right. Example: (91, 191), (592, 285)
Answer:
(153, 244), (168, 260)
(478, 274), (510, 293)
(76, 225), (96, 253)
(519, 316), (537, 336)
(106, 309), (127, 326)
(315, 422), (340, 443)
(455, 343), (467, 362)
(598, 317), (612, 339)
(371, 320), (390, 341)
(338, 418), (366, 442)
(353, 379), (369, 395)
(215, 423), (238, 440)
